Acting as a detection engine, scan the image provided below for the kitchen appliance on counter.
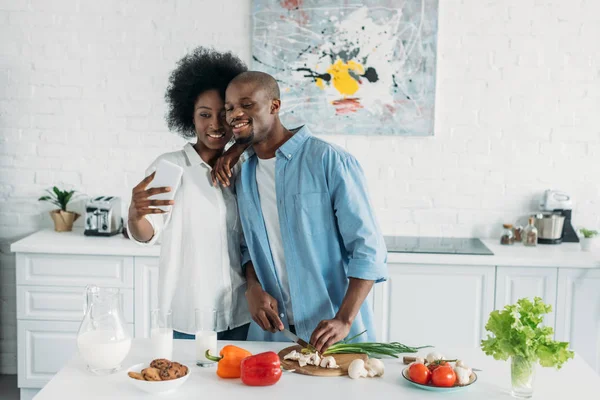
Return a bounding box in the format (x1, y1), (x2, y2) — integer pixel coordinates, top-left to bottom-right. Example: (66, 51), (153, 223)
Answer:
(536, 190), (579, 244)
(384, 236), (494, 255)
(84, 196), (123, 236)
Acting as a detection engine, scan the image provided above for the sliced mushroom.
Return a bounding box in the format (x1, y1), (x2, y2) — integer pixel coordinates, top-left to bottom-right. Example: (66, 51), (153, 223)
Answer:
(284, 350), (301, 361)
(297, 354), (311, 367)
(320, 356), (339, 369)
(308, 352), (321, 366)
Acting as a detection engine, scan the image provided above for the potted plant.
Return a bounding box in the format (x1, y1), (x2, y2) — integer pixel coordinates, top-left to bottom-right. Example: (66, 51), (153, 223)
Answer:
(578, 228), (598, 252)
(38, 186), (83, 232)
(480, 297), (574, 399)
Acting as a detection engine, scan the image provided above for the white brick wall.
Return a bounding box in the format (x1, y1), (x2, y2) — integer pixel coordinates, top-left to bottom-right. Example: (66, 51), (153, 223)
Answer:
(0, 0), (253, 374)
(1, 0), (599, 374)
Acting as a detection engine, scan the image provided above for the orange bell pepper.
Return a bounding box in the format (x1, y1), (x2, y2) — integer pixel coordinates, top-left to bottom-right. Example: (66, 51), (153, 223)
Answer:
(205, 345), (252, 379)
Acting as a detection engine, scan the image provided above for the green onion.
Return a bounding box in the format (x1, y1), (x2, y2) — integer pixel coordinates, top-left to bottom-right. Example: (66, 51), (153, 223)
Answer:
(320, 330), (433, 358)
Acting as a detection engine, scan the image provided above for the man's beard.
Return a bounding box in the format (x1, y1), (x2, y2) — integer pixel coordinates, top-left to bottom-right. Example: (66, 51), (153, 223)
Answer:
(235, 131), (254, 145)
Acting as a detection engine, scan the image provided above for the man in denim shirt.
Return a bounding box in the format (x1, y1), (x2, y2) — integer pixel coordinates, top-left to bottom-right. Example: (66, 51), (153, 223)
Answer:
(224, 71), (388, 351)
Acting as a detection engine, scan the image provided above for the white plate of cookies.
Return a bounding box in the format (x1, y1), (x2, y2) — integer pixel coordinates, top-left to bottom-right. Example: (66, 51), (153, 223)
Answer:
(127, 358), (190, 394)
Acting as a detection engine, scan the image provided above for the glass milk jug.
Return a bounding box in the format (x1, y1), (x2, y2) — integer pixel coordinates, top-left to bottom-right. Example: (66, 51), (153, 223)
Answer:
(76, 285), (132, 375)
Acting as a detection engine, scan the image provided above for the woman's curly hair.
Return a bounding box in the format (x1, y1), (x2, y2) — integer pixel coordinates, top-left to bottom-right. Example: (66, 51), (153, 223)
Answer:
(164, 47), (248, 138)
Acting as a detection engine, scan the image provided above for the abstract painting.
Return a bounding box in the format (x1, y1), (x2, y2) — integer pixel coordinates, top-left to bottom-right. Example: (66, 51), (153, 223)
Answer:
(251, 0), (439, 136)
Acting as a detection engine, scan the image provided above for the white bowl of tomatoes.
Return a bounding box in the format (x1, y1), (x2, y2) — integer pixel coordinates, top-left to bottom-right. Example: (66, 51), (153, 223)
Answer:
(402, 358), (477, 392)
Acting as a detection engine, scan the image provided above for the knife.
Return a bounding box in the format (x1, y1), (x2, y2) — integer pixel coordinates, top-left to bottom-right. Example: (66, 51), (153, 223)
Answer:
(281, 328), (313, 350)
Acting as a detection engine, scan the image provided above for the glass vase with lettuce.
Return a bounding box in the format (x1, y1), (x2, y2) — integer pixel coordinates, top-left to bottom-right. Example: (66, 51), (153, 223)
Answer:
(480, 297), (574, 399)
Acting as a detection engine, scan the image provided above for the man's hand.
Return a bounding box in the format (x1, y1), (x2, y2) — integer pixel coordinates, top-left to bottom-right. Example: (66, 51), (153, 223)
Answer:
(310, 278), (374, 353)
(245, 284), (284, 333)
(310, 317), (352, 353)
(211, 143), (247, 187)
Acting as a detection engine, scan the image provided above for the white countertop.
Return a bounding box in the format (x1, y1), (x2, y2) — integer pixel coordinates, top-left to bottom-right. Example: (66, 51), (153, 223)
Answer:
(10, 229), (160, 257)
(387, 239), (600, 268)
(35, 338), (599, 399)
(10, 229), (600, 268)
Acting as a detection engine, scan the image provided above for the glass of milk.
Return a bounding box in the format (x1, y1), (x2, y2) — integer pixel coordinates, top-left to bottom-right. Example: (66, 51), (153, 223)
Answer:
(195, 308), (217, 367)
(150, 309), (173, 360)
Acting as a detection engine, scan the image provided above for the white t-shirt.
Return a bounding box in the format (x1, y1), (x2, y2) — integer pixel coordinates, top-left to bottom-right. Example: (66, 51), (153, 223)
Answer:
(255, 156), (295, 324)
(128, 143), (251, 334)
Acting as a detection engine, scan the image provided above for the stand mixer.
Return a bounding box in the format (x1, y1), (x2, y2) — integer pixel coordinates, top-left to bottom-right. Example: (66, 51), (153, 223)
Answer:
(537, 190), (580, 244)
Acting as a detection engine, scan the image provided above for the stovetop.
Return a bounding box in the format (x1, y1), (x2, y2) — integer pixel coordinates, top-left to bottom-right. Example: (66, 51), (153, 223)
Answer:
(384, 236), (494, 256)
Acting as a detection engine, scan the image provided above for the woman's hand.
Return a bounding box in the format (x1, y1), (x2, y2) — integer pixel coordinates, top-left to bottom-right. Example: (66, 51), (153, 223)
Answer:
(128, 172), (174, 222)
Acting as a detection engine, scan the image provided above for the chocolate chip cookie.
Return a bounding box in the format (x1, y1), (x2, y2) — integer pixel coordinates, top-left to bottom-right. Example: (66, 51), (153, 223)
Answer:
(141, 367), (162, 381)
(150, 358), (172, 370)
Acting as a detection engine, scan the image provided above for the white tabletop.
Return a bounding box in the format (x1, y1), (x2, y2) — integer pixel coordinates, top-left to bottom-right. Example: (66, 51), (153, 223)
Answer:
(35, 338), (599, 399)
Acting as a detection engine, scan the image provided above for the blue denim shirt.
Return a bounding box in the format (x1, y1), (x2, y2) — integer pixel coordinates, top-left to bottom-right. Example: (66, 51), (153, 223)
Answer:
(236, 125), (388, 343)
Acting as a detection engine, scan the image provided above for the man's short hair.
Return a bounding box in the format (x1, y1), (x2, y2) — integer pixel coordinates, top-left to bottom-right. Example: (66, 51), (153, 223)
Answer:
(230, 71), (280, 100)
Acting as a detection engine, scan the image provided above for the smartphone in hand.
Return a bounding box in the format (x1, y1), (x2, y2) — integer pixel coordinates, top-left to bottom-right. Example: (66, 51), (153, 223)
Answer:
(147, 159), (183, 212)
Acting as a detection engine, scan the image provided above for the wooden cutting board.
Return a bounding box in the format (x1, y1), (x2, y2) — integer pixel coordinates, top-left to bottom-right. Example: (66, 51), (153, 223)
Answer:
(278, 345), (368, 377)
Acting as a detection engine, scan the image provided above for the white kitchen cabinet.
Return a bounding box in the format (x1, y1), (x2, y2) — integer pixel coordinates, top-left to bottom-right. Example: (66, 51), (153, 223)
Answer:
(17, 286), (134, 323)
(134, 257), (160, 338)
(13, 248), (137, 400)
(16, 253), (134, 288)
(495, 266), (558, 331)
(17, 320), (134, 390)
(373, 263), (495, 350)
(555, 268), (600, 374)
(17, 320), (80, 389)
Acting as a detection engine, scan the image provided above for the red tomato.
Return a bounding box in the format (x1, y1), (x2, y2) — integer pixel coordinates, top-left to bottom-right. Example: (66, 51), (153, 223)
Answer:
(408, 363), (431, 385)
(431, 365), (457, 387)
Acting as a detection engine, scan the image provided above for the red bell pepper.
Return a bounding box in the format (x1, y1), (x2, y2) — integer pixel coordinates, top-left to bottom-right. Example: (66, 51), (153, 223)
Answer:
(240, 351), (282, 386)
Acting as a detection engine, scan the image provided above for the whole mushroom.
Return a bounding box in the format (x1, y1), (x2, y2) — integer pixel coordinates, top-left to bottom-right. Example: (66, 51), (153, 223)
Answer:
(365, 358), (385, 377)
(453, 360), (473, 385)
(348, 359), (369, 379)
(425, 351), (445, 364)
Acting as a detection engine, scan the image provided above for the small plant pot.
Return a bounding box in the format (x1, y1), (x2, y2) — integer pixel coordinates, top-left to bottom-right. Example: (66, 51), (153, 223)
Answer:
(49, 210), (80, 232)
(581, 237), (597, 252)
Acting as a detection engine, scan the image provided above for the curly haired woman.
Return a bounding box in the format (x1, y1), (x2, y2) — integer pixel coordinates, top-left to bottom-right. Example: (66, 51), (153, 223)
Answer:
(127, 47), (252, 341)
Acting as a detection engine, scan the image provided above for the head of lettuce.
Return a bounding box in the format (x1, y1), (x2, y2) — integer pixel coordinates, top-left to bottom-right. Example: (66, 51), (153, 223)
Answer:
(480, 297), (574, 395)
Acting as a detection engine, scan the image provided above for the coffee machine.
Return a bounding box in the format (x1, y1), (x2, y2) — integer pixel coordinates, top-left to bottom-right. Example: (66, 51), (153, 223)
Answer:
(536, 190), (579, 244)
